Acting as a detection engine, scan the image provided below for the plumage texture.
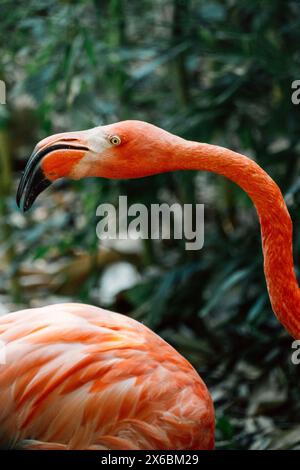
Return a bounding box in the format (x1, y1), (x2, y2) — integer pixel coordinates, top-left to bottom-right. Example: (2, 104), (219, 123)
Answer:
(0, 303), (214, 450)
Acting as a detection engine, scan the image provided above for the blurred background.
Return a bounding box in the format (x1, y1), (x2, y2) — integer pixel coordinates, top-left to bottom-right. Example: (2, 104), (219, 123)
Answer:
(1, 0), (300, 449)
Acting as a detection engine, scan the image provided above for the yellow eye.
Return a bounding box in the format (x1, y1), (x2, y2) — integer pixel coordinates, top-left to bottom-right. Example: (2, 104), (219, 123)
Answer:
(109, 135), (121, 146)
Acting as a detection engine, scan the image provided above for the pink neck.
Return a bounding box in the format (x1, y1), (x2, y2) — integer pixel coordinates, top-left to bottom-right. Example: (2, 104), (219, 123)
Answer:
(171, 139), (300, 338)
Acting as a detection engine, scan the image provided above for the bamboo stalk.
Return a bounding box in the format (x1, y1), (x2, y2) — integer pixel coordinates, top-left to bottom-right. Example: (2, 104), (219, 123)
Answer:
(0, 128), (22, 303)
(171, 0), (191, 108)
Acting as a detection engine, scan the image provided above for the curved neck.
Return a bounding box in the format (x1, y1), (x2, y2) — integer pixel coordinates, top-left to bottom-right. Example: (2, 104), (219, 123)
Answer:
(171, 140), (300, 338)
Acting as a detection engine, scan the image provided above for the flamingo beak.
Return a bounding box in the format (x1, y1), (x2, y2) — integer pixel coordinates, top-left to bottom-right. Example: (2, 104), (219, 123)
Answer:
(16, 139), (89, 212)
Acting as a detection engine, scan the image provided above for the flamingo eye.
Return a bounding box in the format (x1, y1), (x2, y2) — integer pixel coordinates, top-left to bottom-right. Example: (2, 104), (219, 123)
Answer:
(109, 135), (121, 146)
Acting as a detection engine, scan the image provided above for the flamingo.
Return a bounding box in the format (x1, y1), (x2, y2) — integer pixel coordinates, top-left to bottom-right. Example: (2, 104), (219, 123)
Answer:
(1, 120), (298, 450)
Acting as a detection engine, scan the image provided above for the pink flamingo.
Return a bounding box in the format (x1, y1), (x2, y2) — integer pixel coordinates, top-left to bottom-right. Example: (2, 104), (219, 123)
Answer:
(0, 120), (297, 449)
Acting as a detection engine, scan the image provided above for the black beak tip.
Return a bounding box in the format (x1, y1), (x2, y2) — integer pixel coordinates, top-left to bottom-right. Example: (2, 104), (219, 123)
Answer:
(16, 176), (24, 209)
(16, 142), (88, 213)
(17, 167), (52, 213)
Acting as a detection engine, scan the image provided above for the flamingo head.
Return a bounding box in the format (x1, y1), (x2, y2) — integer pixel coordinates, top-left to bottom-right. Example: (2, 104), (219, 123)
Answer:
(17, 120), (182, 212)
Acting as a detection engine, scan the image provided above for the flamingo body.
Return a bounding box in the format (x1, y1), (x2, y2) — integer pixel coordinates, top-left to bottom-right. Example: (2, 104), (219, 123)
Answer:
(0, 303), (214, 449)
(11, 119), (300, 449)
